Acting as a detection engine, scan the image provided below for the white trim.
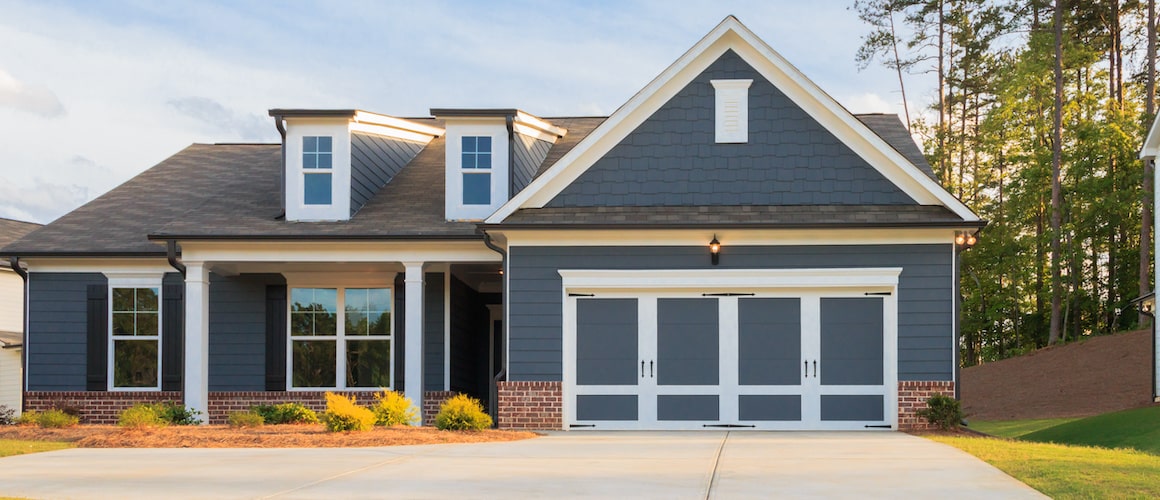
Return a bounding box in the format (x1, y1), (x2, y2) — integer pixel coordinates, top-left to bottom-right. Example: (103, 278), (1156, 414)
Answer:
(711, 79), (752, 143)
(286, 125), (351, 221)
(107, 279), (163, 392)
(178, 241), (500, 264)
(1140, 114), (1160, 160)
(184, 262), (209, 422)
(498, 228), (963, 248)
(444, 122), (510, 221)
(24, 259), (172, 274)
(349, 122), (437, 145)
(487, 16), (979, 223)
(282, 272), (397, 288)
(558, 268), (901, 291)
(283, 281), (396, 392)
(352, 110), (444, 138)
(402, 262), (425, 406)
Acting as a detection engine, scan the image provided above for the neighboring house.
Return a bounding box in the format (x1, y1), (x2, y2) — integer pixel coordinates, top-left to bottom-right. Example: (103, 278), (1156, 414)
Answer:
(0, 17), (983, 430)
(0, 218), (42, 415)
(1138, 115), (1160, 403)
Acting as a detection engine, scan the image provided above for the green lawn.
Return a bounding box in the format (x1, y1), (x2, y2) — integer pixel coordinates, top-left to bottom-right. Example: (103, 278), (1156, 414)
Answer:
(969, 417), (1078, 438)
(931, 436), (1160, 499)
(0, 439), (72, 458)
(1018, 405), (1160, 455)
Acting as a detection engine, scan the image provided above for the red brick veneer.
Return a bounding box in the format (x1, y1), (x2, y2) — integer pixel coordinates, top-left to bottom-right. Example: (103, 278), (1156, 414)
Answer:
(24, 391), (183, 424)
(421, 391), (457, 426)
(897, 381), (956, 431)
(205, 391), (372, 424)
(497, 381), (562, 430)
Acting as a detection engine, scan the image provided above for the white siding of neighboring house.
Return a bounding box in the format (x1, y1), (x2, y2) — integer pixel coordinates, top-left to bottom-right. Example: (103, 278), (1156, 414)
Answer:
(0, 269), (23, 415)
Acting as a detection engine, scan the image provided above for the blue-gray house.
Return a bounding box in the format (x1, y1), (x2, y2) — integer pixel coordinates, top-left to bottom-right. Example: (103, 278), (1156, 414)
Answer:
(1, 17), (982, 430)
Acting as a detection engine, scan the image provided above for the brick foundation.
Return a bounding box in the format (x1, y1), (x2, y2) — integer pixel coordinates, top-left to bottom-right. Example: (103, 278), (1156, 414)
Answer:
(422, 391), (456, 426)
(497, 381), (562, 430)
(205, 391), (371, 424)
(24, 391), (183, 424)
(897, 381), (956, 431)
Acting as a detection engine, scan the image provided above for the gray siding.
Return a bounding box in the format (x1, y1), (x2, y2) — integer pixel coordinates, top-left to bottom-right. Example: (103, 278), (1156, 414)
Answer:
(512, 132), (553, 194)
(350, 132), (426, 215)
(508, 244), (953, 383)
(423, 272), (444, 391)
(208, 273), (284, 391)
(547, 50), (916, 207)
(26, 273), (105, 391)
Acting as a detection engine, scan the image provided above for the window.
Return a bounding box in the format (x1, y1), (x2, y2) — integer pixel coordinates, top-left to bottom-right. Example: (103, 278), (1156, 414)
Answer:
(289, 287), (392, 389)
(461, 136), (491, 205)
(110, 287), (160, 389)
(303, 136), (333, 205)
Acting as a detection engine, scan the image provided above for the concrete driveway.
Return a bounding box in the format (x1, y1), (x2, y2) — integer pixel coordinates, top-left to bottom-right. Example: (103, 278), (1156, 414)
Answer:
(0, 432), (1044, 499)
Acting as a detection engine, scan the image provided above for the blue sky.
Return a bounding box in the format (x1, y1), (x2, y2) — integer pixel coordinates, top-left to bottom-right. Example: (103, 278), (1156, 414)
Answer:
(0, 0), (933, 223)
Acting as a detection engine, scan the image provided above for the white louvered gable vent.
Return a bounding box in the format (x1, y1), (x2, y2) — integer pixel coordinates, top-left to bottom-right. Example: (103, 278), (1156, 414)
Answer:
(711, 79), (752, 143)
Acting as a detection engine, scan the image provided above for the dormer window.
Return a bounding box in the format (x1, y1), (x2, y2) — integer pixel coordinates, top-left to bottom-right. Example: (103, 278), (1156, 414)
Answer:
(303, 136), (333, 205)
(461, 136), (492, 205)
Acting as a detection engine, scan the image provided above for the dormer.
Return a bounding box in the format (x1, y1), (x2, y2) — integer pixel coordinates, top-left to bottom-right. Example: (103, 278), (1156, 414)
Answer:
(270, 109), (444, 222)
(432, 109), (566, 221)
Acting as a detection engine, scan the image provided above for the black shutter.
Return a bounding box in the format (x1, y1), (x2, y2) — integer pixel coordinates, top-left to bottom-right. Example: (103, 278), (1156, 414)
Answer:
(265, 285), (287, 391)
(86, 284), (108, 391)
(161, 284), (184, 391)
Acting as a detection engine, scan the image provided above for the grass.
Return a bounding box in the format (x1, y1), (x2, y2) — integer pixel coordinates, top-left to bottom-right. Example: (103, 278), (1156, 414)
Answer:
(931, 435), (1160, 499)
(0, 439), (73, 458)
(968, 417), (1078, 438)
(1018, 405), (1160, 455)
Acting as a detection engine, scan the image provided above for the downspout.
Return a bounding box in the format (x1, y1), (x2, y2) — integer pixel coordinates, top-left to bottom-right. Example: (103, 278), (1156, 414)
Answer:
(274, 114), (287, 220)
(8, 258), (27, 411)
(481, 230), (508, 425)
(166, 240), (186, 278)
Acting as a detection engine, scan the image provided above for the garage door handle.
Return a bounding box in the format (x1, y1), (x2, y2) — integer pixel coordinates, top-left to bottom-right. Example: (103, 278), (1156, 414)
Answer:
(813, 360), (817, 378)
(641, 360), (645, 378)
(804, 360), (808, 378)
(650, 360), (654, 378)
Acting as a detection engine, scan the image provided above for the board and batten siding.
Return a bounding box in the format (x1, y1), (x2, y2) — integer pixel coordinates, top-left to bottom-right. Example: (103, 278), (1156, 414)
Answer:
(507, 244), (953, 383)
(512, 132), (554, 195)
(208, 273), (283, 391)
(25, 272), (105, 391)
(423, 272), (445, 392)
(349, 132), (426, 216)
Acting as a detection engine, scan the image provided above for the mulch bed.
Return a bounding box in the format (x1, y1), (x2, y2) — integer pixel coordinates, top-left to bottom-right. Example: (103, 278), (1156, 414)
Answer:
(0, 425), (538, 448)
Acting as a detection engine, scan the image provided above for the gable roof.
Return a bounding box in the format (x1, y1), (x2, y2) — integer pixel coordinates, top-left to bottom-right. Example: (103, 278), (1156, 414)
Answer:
(487, 16), (977, 224)
(0, 217), (41, 266)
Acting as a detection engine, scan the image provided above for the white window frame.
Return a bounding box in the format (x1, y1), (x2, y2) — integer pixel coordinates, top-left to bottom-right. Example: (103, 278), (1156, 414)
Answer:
(443, 121), (509, 221)
(285, 273), (396, 391)
(107, 275), (164, 392)
(460, 135), (493, 206)
(302, 135), (334, 206)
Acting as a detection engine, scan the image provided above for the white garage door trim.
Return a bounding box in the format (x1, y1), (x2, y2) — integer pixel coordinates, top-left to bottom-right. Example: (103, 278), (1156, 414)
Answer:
(560, 268), (901, 431)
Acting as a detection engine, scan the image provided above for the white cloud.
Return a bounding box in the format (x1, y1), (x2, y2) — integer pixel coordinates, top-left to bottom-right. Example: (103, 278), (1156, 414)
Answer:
(0, 177), (88, 224)
(0, 68), (64, 117)
(168, 97), (273, 142)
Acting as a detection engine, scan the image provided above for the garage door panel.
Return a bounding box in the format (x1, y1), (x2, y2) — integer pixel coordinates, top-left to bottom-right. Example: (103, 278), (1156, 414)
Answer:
(657, 395), (719, 421)
(820, 395), (884, 421)
(739, 395), (801, 421)
(577, 395), (638, 421)
(576, 299), (638, 386)
(739, 298), (801, 386)
(820, 298), (883, 386)
(657, 298), (719, 386)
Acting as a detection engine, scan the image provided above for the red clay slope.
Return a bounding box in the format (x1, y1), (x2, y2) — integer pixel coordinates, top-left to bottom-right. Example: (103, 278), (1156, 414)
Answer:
(961, 329), (1155, 420)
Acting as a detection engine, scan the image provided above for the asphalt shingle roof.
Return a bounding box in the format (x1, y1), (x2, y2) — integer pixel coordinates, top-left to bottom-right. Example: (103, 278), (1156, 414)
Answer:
(0, 113), (955, 256)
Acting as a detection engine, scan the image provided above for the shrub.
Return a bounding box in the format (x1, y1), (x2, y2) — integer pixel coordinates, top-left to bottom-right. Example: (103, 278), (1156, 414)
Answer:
(322, 393), (375, 432)
(434, 394), (492, 431)
(252, 402), (319, 425)
(119, 404), (168, 429)
(152, 403), (202, 425)
(227, 410), (265, 428)
(16, 411), (38, 426)
(371, 390), (419, 427)
(47, 399), (81, 417)
(36, 409), (79, 428)
(917, 393), (963, 430)
(0, 405), (15, 425)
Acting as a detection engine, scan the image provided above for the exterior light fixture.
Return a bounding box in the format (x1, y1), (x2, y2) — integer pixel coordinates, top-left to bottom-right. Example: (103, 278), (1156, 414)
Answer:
(955, 231), (977, 250)
(710, 235), (721, 265)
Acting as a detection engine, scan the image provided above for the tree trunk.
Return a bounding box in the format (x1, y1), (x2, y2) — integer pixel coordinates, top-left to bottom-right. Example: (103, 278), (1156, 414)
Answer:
(887, 4), (912, 131)
(938, 0), (947, 182)
(1049, 0), (1065, 345)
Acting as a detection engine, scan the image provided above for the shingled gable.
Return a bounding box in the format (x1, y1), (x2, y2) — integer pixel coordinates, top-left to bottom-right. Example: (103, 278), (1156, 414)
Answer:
(486, 16), (980, 224)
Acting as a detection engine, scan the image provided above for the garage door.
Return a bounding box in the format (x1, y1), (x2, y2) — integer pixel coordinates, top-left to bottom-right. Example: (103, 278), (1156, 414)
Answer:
(561, 269), (899, 431)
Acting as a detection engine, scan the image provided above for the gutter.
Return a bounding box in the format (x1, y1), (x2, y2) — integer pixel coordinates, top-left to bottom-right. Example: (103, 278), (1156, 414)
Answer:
(8, 257), (28, 409)
(273, 114), (287, 220)
(166, 240), (186, 278)
(480, 230), (508, 425)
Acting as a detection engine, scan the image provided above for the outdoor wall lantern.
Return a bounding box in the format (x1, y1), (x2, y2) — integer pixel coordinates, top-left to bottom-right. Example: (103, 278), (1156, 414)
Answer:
(710, 235), (721, 265)
(954, 231), (978, 250)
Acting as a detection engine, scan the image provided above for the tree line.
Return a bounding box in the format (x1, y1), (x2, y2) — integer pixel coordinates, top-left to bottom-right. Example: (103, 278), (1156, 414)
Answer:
(854, 0), (1157, 365)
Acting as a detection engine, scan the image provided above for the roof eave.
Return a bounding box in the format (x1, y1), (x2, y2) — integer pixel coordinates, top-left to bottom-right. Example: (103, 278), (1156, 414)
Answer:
(482, 220), (989, 231)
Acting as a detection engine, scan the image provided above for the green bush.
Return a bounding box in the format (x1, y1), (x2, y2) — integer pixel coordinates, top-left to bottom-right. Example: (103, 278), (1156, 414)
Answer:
(917, 393), (963, 430)
(227, 410), (265, 428)
(152, 403), (202, 425)
(252, 402), (319, 425)
(16, 411), (38, 426)
(371, 390), (419, 427)
(434, 394), (492, 431)
(119, 404), (168, 429)
(322, 393), (375, 432)
(36, 409), (80, 429)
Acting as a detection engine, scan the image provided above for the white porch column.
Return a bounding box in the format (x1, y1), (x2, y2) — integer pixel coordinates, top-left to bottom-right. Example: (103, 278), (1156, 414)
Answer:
(183, 262), (210, 424)
(403, 262), (425, 408)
